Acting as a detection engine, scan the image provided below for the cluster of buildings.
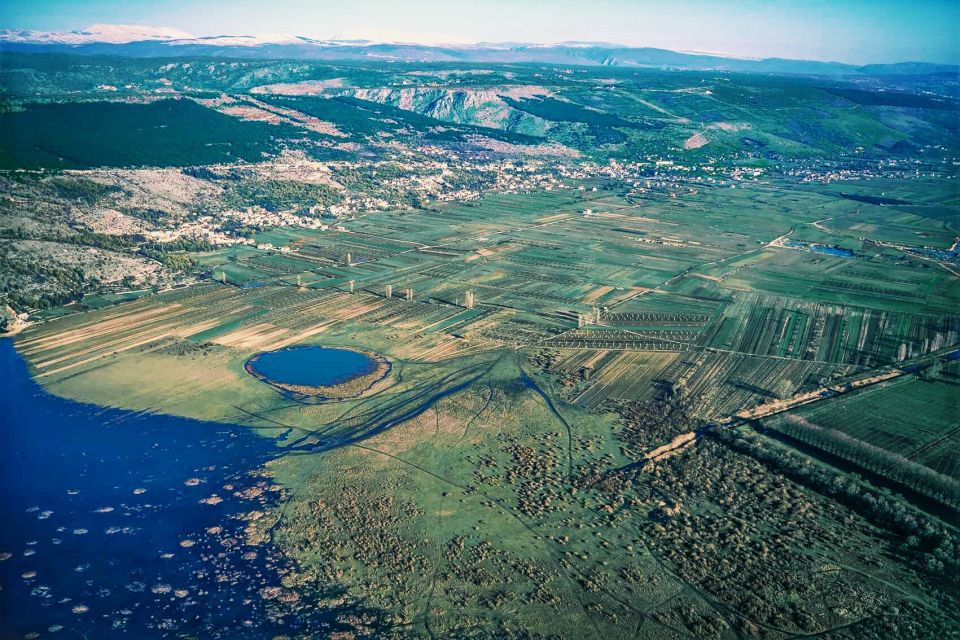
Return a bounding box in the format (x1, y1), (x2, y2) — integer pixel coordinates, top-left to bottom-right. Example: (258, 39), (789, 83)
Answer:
(139, 150), (951, 253)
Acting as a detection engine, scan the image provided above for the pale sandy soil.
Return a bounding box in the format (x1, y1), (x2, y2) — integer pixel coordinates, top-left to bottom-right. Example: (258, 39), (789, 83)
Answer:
(74, 207), (150, 236)
(249, 78), (347, 95)
(73, 167), (220, 220)
(582, 285), (614, 304)
(218, 98), (348, 137)
(708, 121), (750, 132)
(248, 152), (346, 188)
(2, 239), (160, 284)
(683, 132), (710, 150)
(468, 136), (581, 158)
(646, 432), (697, 461)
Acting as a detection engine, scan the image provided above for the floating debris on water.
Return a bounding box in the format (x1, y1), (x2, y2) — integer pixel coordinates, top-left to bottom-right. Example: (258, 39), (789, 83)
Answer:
(201, 494), (224, 505)
(132, 488), (147, 495)
(72, 604), (89, 614)
(38, 510), (53, 519)
(184, 478), (202, 487)
(0, 552), (12, 561)
(260, 586), (282, 600)
(72, 528), (88, 535)
(235, 486), (264, 500)
(30, 585), (52, 599)
(94, 506), (115, 513)
(21, 571), (37, 579)
(151, 583), (172, 594)
(179, 539), (196, 548)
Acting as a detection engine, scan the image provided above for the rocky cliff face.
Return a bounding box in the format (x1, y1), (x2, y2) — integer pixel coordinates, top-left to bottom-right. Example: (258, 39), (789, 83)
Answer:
(340, 86), (554, 135)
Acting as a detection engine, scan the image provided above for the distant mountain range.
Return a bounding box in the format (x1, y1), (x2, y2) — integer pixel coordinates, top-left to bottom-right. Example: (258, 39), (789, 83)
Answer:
(1, 24), (956, 76)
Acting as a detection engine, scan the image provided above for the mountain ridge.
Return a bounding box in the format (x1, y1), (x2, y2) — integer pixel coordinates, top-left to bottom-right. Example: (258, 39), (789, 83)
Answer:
(1, 25), (956, 76)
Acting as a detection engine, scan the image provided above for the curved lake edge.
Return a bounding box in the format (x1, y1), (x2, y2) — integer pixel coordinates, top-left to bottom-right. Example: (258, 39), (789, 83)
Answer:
(0, 338), (390, 637)
(245, 345), (392, 402)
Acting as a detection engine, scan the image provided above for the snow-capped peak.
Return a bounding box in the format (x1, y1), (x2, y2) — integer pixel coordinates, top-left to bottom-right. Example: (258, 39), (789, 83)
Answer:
(0, 24), (194, 45)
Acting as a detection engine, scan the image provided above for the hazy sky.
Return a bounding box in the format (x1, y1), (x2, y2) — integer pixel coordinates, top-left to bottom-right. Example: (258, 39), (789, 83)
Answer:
(2, 0), (958, 64)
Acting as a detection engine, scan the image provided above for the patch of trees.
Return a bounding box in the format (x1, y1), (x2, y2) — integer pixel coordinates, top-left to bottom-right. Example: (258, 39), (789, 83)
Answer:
(712, 429), (960, 579)
(122, 207), (168, 223)
(774, 416), (960, 510)
(0, 248), (86, 309)
(48, 177), (123, 204)
(138, 239), (212, 271)
(0, 227), (137, 252)
(140, 238), (212, 253)
(217, 218), (258, 238)
(608, 420), (960, 636)
(0, 99), (296, 169)
(223, 179), (342, 213)
(825, 88), (958, 111)
(138, 248), (194, 272)
(614, 387), (698, 452)
(182, 166), (242, 181)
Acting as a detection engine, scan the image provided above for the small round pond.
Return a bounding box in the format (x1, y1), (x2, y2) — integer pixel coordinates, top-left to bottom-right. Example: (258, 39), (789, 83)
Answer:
(245, 345), (389, 399)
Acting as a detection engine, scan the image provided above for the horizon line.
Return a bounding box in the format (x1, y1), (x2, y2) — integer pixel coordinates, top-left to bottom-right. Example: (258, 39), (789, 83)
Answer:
(0, 23), (957, 67)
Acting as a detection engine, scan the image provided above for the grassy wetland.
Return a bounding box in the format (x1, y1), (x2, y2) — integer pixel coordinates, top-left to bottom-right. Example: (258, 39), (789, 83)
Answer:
(2, 51), (960, 638)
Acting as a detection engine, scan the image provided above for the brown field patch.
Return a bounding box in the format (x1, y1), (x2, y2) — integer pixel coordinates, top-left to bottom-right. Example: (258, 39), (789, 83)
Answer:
(683, 133), (709, 150)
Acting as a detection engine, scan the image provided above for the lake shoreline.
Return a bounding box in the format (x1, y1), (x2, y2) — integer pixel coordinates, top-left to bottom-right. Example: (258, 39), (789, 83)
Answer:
(244, 345), (392, 401)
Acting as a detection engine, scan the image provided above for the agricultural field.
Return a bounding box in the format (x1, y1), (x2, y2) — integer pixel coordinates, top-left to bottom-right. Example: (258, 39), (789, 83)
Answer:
(771, 374), (960, 478)
(10, 168), (960, 636)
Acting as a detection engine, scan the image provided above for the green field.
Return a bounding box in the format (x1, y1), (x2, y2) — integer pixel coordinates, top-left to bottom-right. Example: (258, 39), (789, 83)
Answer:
(771, 375), (960, 478)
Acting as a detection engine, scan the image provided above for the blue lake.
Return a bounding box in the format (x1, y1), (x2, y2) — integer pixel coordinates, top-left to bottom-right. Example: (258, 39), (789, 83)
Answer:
(247, 346), (378, 388)
(783, 240), (856, 258)
(0, 339), (365, 638)
(810, 245), (855, 258)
